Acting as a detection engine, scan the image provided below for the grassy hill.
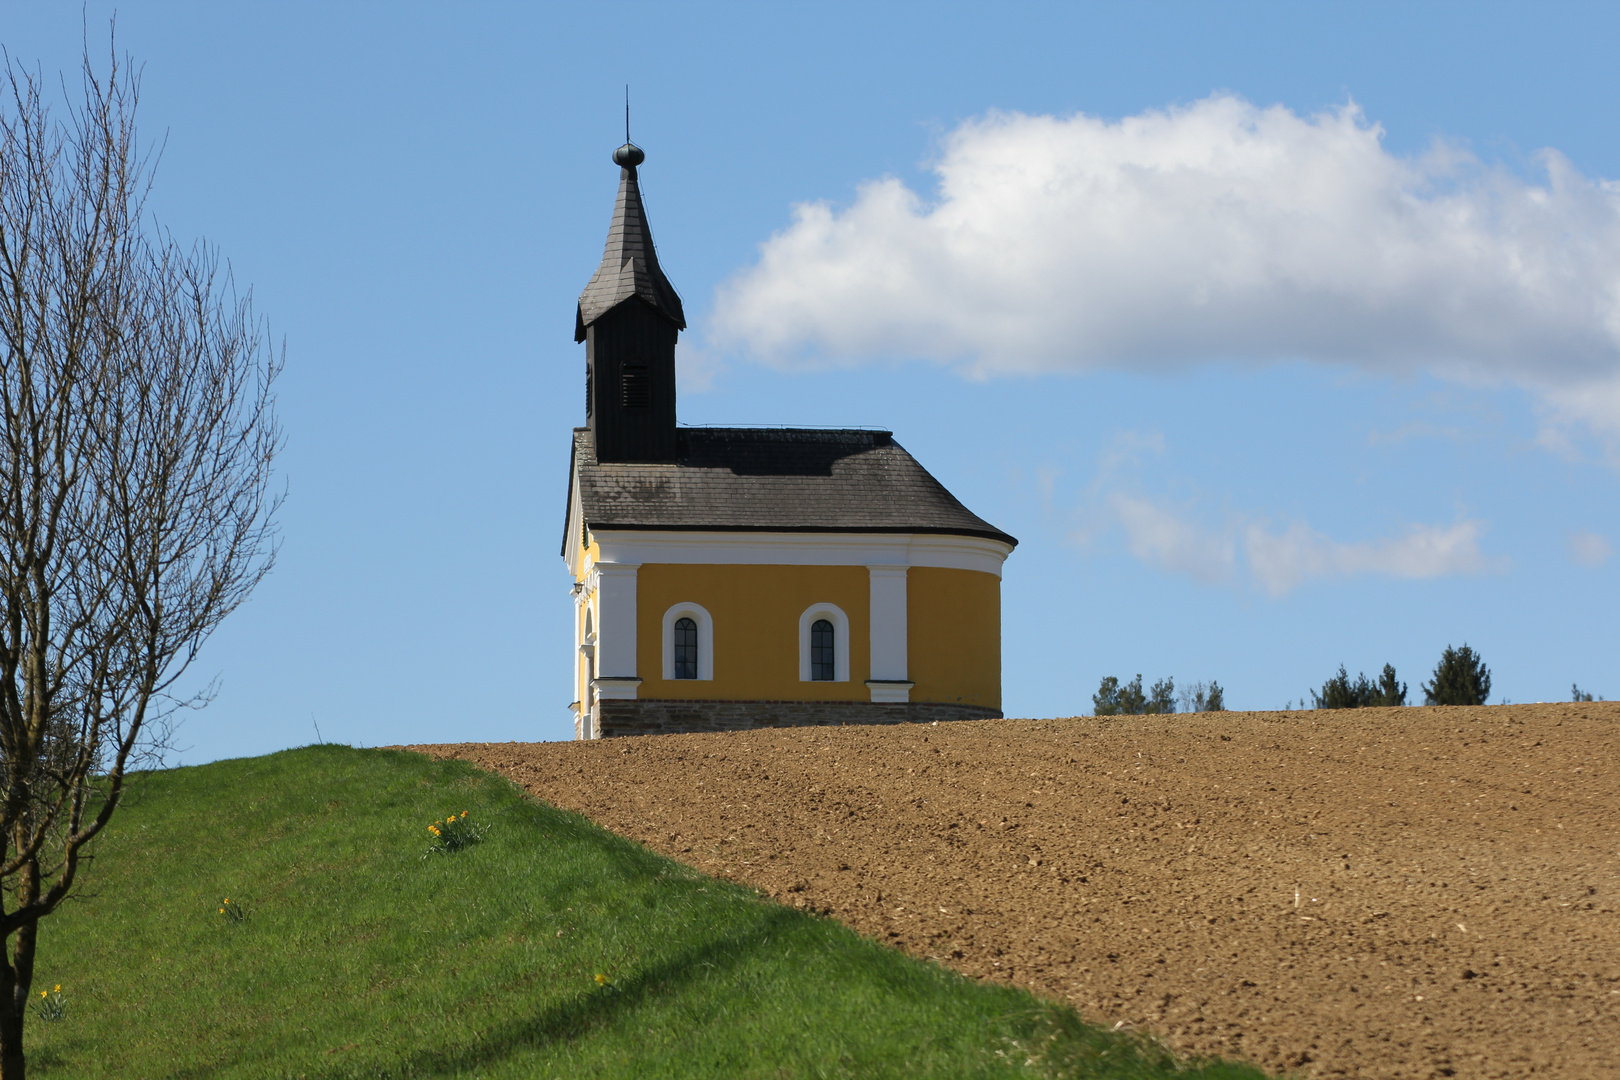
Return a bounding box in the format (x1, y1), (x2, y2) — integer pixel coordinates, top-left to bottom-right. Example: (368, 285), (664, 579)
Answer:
(27, 745), (1266, 1079)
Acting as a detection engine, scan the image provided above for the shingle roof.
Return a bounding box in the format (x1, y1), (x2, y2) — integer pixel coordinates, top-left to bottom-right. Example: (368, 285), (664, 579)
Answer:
(574, 162), (685, 342)
(568, 427), (1017, 549)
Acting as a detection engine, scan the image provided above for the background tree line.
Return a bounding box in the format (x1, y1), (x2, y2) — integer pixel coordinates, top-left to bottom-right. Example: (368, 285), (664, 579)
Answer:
(1093, 675), (1224, 715)
(1092, 643), (1603, 718)
(1310, 643), (1489, 709)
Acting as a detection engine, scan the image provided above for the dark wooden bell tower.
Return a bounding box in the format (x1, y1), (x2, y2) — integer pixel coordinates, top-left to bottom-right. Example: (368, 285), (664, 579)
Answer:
(576, 142), (685, 464)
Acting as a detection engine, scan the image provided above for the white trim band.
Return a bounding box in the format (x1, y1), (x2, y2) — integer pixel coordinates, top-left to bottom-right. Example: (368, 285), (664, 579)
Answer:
(589, 531), (1011, 578)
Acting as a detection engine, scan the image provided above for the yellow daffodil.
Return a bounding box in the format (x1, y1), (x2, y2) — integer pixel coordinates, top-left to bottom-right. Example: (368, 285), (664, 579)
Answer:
(53, 986), (59, 993)
(219, 908), (225, 914)
(595, 973), (607, 984)
(39, 991), (45, 998)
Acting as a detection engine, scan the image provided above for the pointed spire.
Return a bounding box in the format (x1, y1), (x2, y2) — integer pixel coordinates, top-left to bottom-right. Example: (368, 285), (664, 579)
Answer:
(575, 143), (686, 343)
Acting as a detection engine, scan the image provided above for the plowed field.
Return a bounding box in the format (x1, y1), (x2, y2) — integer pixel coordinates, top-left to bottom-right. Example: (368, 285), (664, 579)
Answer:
(410, 703), (1620, 1079)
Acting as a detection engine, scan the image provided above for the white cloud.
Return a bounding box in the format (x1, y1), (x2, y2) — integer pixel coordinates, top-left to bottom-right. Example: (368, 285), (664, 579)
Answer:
(1103, 494), (1502, 595)
(1093, 429), (1165, 490)
(674, 341), (724, 393)
(1110, 494), (1234, 583)
(1568, 530), (1613, 568)
(714, 95), (1620, 432)
(1244, 519), (1502, 596)
(1536, 377), (1620, 461)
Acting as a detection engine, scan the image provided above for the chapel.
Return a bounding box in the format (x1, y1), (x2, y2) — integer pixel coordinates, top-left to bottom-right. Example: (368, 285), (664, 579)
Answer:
(564, 141), (1016, 739)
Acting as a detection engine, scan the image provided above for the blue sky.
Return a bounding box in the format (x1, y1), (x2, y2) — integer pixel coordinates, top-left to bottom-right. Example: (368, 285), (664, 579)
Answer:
(6, 2), (1616, 761)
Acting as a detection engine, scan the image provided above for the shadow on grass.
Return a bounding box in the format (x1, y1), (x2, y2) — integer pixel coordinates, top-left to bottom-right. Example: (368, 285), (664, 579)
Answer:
(28, 1042), (74, 1075)
(309, 906), (805, 1080)
(1005, 1005), (1274, 1080)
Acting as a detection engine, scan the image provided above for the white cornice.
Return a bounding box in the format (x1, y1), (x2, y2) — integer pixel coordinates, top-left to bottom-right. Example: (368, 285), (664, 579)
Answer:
(588, 530), (1011, 578)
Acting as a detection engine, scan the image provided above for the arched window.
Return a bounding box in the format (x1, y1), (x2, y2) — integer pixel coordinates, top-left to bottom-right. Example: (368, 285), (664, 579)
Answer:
(661, 602), (714, 680)
(797, 603), (849, 682)
(673, 617), (698, 679)
(810, 619), (835, 681)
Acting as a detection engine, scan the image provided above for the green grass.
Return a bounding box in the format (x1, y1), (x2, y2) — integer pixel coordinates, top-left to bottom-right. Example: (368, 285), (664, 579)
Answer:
(27, 745), (1269, 1079)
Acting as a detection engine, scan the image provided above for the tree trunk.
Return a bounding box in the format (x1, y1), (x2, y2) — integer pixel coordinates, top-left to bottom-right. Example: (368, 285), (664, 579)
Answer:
(0, 909), (38, 1080)
(0, 950), (21, 1080)
(0, 1005), (23, 1080)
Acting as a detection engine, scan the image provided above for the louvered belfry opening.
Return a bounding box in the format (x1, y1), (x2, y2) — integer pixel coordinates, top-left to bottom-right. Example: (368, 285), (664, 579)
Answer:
(620, 364), (649, 409)
(576, 142), (686, 464)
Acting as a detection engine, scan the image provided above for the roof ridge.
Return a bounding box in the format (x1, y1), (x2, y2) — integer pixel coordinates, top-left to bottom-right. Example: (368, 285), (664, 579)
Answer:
(680, 424), (892, 432)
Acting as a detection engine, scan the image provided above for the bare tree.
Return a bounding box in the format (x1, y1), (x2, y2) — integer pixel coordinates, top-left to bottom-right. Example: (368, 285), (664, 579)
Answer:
(0, 43), (281, 1078)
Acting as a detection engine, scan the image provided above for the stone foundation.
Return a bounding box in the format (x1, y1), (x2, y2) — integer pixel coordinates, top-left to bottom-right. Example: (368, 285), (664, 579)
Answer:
(591, 698), (1001, 738)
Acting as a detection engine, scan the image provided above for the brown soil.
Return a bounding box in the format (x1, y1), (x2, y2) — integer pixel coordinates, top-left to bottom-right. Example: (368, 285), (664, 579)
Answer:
(409, 703), (1620, 1079)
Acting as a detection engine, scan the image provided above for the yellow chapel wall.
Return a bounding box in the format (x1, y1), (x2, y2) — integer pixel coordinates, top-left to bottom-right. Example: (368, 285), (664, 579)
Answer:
(636, 563), (870, 701)
(906, 566), (1001, 710)
(574, 535), (598, 711)
(574, 575), (591, 711)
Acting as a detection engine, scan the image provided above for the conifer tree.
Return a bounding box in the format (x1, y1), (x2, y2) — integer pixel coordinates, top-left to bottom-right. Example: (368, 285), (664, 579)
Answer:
(1314, 663), (1407, 709)
(1092, 675), (1122, 716)
(1093, 674), (1150, 715)
(1373, 663), (1407, 707)
(1145, 677), (1176, 714)
(1313, 665), (1367, 709)
(1422, 644), (1491, 706)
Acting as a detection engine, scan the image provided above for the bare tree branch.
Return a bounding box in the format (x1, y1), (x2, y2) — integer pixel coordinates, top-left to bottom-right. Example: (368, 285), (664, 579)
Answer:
(0, 33), (280, 1078)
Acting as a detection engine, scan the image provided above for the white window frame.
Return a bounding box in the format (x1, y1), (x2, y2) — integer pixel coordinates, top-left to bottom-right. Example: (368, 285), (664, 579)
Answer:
(661, 602), (714, 681)
(798, 603), (850, 683)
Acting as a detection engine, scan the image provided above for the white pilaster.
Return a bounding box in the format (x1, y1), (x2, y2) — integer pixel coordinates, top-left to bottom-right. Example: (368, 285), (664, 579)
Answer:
(591, 562), (641, 688)
(867, 565), (909, 701)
